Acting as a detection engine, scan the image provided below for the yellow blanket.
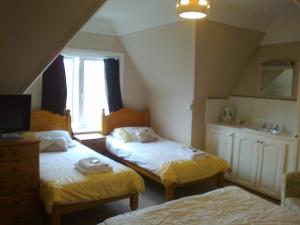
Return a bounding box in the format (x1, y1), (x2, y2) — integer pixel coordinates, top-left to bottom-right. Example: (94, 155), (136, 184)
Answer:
(157, 155), (230, 186)
(39, 141), (145, 213)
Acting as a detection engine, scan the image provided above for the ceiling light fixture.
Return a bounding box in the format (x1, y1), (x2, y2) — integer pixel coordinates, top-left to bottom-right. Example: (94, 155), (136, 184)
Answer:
(176, 0), (211, 19)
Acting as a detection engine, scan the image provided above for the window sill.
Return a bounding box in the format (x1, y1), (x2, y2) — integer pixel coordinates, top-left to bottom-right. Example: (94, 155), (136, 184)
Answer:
(73, 130), (102, 135)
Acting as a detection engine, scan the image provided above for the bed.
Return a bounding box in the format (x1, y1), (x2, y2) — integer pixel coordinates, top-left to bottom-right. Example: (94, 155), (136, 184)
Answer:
(101, 108), (230, 200)
(31, 110), (145, 225)
(98, 186), (300, 225)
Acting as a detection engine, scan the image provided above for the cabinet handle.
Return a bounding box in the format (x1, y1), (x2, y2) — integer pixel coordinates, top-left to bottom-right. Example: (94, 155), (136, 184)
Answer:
(260, 141), (264, 144)
(295, 135), (299, 138)
(256, 140), (260, 143)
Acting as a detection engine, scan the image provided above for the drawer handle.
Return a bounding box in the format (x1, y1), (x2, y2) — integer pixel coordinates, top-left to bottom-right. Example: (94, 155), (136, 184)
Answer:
(256, 140), (260, 143)
(0, 153), (3, 158)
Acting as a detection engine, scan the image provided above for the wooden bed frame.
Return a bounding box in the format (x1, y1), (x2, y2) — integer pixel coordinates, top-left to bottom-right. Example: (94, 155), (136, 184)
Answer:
(31, 110), (138, 225)
(101, 108), (225, 201)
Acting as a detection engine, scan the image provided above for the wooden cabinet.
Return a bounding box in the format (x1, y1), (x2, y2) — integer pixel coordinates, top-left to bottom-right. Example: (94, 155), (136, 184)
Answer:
(73, 133), (107, 155)
(205, 124), (296, 199)
(0, 137), (42, 225)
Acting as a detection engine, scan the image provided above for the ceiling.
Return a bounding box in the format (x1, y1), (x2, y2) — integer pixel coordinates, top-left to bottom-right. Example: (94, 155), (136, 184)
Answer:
(82, 0), (299, 35)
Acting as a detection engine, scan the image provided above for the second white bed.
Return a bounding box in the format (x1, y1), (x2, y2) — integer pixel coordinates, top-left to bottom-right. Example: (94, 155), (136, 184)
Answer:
(106, 135), (230, 186)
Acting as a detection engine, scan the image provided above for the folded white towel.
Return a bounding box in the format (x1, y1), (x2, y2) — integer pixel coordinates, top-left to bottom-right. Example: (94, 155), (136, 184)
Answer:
(78, 157), (107, 169)
(181, 146), (209, 160)
(76, 157), (113, 175)
(75, 163), (112, 175)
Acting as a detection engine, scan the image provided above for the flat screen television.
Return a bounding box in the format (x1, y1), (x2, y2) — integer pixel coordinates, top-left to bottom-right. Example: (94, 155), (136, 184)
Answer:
(0, 95), (31, 135)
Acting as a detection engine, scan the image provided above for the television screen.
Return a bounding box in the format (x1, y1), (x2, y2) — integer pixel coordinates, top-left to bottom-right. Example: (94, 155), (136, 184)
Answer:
(0, 95), (31, 133)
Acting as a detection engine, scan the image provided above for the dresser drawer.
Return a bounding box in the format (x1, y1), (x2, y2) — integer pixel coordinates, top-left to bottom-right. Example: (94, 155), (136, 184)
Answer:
(0, 192), (38, 211)
(0, 160), (38, 178)
(0, 205), (42, 225)
(0, 176), (38, 196)
(0, 144), (39, 162)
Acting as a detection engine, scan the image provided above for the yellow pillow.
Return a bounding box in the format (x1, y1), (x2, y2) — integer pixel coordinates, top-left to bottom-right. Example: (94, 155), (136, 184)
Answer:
(116, 128), (132, 143)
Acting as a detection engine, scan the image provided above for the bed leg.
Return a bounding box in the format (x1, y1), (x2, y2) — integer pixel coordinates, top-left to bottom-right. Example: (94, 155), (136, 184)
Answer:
(164, 185), (174, 201)
(51, 205), (61, 225)
(216, 172), (225, 188)
(130, 193), (138, 211)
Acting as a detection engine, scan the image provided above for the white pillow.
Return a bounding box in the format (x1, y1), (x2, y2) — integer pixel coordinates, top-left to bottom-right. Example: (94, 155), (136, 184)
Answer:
(136, 128), (158, 143)
(39, 136), (68, 152)
(111, 127), (156, 142)
(35, 130), (75, 148)
(111, 128), (133, 143)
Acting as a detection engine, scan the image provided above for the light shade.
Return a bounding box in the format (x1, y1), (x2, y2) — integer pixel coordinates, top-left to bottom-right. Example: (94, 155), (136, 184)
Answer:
(176, 0), (210, 19)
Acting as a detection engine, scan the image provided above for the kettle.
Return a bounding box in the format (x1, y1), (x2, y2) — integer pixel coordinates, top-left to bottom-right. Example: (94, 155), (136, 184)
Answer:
(221, 107), (234, 123)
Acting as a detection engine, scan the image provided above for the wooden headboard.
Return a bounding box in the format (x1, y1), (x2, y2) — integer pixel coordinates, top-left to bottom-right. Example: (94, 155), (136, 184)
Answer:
(101, 108), (149, 135)
(31, 110), (72, 135)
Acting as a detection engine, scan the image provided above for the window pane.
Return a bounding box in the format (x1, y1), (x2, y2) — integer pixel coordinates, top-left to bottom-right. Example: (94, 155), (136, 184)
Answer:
(82, 59), (108, 131)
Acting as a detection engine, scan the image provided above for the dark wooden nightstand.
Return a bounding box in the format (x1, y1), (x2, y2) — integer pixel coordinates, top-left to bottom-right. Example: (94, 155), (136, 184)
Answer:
(73, 133), (107, 155)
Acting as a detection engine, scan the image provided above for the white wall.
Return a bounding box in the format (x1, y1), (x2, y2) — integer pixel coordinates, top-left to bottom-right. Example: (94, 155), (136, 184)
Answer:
(26, 31), (149, 111)
(25, 76), (42, 110)
(206, 96), (297, 134)
(119, 21), (195, 144)
(261, 12), (300, 45)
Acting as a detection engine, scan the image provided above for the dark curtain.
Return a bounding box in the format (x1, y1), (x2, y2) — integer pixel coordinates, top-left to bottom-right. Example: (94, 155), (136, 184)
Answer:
(41, 55), (67, 115)
(104, 58), (123, 112)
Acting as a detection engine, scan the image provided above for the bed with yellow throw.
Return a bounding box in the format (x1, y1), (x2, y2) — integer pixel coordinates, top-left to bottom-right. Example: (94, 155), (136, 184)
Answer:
(31, 110), (145, 225)
(98, 186), (300, 225)
(101, 108), (230, 200)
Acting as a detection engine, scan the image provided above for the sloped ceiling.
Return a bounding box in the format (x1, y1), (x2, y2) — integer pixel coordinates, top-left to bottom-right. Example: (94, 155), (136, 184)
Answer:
(0, 0), (106, 94)
(85, 0), (298, 35)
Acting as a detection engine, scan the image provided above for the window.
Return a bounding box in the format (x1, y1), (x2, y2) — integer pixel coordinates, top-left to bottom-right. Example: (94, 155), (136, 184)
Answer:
(63, 55), (109, 133)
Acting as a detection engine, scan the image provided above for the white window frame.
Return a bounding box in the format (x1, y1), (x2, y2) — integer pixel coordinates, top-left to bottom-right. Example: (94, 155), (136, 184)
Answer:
(62, 48), (124, 133)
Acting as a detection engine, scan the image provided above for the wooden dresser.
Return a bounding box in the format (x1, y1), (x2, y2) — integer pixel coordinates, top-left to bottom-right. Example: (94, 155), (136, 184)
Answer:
(0, 137), (42, 225)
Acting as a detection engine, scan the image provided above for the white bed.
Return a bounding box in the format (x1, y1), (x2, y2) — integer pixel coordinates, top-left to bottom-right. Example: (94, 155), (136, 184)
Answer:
(99, 186), (300, 225)
(106, 135), (230, 186)
(31, 109), (145, 225)
(102, 108), (230, 200)
(40, 140), (145, 213)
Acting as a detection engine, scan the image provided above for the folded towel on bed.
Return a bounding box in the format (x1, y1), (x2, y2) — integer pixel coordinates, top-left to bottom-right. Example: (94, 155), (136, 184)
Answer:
(181, 146), (209, 160)
(75, 157), (112, 175)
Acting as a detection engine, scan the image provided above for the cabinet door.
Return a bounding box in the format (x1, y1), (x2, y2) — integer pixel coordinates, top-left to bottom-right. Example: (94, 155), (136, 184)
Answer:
(256, 138), (287, 198)
(232, 133), (260, 188)
(205, 128), (234, 164)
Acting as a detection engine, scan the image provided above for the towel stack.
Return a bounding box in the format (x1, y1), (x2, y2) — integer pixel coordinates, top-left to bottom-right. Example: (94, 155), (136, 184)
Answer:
(181, 146), (209, 160)
(75, 157), (112, 175)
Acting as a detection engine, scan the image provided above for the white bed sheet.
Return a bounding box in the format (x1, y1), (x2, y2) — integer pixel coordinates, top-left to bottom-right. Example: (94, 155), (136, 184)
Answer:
(106, 135), (189, 173)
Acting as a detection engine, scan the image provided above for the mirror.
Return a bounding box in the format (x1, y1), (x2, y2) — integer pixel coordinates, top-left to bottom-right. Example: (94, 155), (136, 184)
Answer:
(260, 62), (296, 99)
